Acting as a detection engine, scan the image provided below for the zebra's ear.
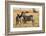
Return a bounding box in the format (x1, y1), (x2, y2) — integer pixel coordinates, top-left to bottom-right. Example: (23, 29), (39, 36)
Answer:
(32, 8), (35, 12)
(32, 8), (39, 13)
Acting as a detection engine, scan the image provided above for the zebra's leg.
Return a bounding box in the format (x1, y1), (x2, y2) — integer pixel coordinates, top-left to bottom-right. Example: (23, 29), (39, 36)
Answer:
(32, 17), (34, 27)
(16, 21), (18, 25)
(32, 20), (34, 27)
(20, 18), (22, 24)
(19, 19), (21, 25)
(16, 21), (17, 25)
(16, 20), (19, 25)
(32, 16), (34, 27)
(19, 20), (20, 24)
